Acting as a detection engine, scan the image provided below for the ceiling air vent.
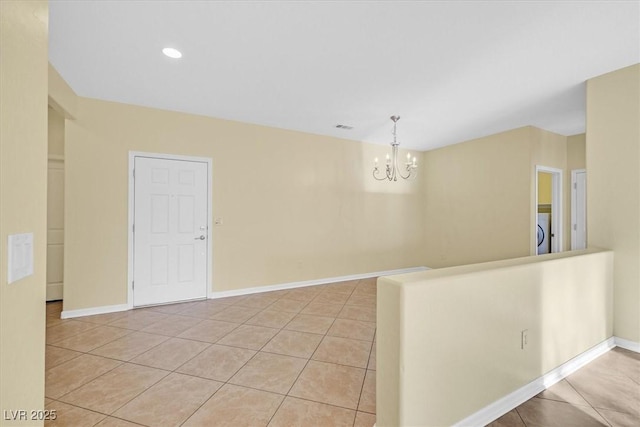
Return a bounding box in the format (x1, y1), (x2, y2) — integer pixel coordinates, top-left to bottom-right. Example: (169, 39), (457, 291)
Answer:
(335, 124), (354, 130)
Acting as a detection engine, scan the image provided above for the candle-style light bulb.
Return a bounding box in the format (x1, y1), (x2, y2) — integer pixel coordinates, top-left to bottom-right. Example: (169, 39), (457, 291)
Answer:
(374, 157), (378, 166)
(407, 152), (411, 160)
(412, 156), (417, 167)
(386, 154), (390, 164)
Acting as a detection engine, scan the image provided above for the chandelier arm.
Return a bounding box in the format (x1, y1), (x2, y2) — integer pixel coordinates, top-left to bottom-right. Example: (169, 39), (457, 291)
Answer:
(373, 168), (389, 181)
(397, 162), (413, 180)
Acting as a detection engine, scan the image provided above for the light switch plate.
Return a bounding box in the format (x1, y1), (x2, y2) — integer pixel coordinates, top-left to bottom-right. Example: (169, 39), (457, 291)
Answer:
(8, 233), (34, 284)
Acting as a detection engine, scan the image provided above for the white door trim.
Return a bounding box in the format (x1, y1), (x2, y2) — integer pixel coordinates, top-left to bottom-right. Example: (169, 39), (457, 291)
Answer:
(534, 165), (563, 254)
(127, 151), (213, 308)
(571, 169), (587, 250)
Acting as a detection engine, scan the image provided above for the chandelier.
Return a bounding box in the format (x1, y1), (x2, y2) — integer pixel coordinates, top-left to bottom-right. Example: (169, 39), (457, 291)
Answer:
(373, 115), (417, 181)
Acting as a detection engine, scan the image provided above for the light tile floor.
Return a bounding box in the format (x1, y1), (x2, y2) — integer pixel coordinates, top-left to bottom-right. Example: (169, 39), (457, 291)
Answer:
(45, 279), (377, 427)
(490, 346), (640, 427)
(45, 278), (639, 427)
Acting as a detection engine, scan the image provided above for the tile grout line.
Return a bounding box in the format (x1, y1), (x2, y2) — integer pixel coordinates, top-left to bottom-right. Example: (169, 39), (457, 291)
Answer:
(102, 415), (149, 427)
(180, 288), (315, 426)
(49, 360), (124, 410)
(513, 407), (527, 427)
(110, 302), (250, 426)
(249, 285), (321, 424)
(48, 313), (217, 424)
(49, 326), (138, 354)
(49, 326), (176, 416)
(46, 279), (378, 426)
(591, 407), (614, 427)
(563, 374), (614, 424)
(179, 289), (315, 427)
(354, 334), (377, 416)
(264, 280), (364, 425)
(510, 348), (640, 427)
(92, 364), (173, 421)
(292, 280), (375, 418)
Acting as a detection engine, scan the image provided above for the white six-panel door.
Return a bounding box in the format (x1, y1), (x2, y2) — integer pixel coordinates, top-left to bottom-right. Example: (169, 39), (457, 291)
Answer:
(133, 156), (208, 306)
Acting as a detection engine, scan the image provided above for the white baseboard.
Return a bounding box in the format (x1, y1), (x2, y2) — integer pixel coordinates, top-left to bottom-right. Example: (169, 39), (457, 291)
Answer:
(61, 303), (130, 319)
(453, 337), (616, 427)
(209, 266), (429, 299)
(46, 282), (64, 301)
(60, 267), (429, 318)
(615, 336), (640, 353)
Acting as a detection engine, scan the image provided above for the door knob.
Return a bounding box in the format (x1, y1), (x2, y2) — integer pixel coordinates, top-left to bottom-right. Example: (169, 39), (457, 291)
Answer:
(195, 235), (206, 240)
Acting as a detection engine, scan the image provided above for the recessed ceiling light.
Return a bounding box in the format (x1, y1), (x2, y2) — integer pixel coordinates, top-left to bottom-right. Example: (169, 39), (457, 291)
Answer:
(162, 47), (182, 59)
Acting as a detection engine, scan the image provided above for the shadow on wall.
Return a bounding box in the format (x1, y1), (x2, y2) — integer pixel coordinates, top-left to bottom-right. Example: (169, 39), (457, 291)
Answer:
(376, 248), (613, 426)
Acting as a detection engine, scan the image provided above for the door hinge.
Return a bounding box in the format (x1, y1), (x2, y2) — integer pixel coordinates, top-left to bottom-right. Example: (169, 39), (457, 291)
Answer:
(573, 224), (577, 231)
(574, 182), (577, 189)
(133, 169), (136, 178)
(133, 224), (135, 233)
(132, 281), (135, 290)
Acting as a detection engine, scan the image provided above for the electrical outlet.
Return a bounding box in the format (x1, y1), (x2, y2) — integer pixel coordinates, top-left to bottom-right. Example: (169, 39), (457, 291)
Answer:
(521, 329), (529, 350)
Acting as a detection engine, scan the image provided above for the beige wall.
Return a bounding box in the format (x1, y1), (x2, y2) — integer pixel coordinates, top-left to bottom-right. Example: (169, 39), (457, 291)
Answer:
(422, 127), (531, 267)
(63, 97), (426, 310)
(423, 126), (570, 268)
(537, 172), (552, 204)
(377, 249), (613, 426)
(48, 107), (65, 156)
(587, 64), (640, 342)
(567, 133), (586, 171)
(0, 1), (48, 424)
(48, 63), (77, 119)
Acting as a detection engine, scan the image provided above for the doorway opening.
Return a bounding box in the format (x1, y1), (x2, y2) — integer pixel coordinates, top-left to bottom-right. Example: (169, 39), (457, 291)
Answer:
(47, 106), (66, 301)
(535, 166), (563, 255)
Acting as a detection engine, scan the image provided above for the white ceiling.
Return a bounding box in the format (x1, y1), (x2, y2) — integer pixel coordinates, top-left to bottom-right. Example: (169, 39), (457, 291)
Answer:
(49, 1), (639, 151)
